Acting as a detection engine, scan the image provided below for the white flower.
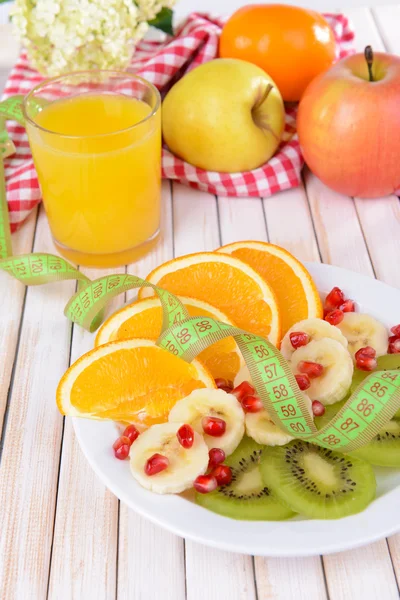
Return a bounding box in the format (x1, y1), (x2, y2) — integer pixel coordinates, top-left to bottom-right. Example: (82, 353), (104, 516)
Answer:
(10, 0), (176, 76)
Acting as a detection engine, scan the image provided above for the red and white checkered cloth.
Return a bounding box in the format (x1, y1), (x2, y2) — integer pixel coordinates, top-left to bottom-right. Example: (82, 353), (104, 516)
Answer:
(3, 12), (355, 232)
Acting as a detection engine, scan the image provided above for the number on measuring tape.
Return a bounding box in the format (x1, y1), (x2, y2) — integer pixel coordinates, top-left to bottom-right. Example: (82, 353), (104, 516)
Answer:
(381, 372), (399, 382)
(176, 327), (191, 344)
(195, 320), (213, 333)
(356, 398), (375, 417)
(254, 344), (270, 359)
(290, 422), (306, 433)
(339, 417), (360, 432)
(369, 382), (388, 398)
(264, 363), (277, 379)
(322, 434), (341, 446)
(273, 383), (289, 399)
(281, 404), (296, 417)
(164, 340), (179, 355)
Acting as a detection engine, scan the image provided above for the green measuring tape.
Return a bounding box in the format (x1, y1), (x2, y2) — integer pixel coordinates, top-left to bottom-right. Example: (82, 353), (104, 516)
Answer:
(1, 95), (400, 453)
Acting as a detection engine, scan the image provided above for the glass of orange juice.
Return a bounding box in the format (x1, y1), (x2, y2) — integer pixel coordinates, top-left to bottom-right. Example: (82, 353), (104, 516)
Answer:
(23, 71), (161, 268)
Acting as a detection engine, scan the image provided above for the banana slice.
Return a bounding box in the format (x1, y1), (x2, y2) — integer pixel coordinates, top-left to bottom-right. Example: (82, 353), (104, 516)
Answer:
(168, 388), (245, 456)
(280, 318), (348, 360)
(291, 339), (353, 405)
(336, 312), (388, 358)
(246, 411), (294, 446)
(130, 422), (208, 494)
(245, 393), (312, 446)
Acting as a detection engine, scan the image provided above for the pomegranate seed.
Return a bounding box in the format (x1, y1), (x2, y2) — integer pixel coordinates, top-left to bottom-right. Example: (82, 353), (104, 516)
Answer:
(289, 331), (310, 349)
(215, 378), (234, 391)
(177, 424), (195, 449)
(355, 346), (376, 359)
(325, 287), (344, 311)
(145, 453), (169, 476)
(312, 400), (325, 417)
(241, 395), (264, 413)
(389, 339), (400, 354)
(202, 416), (226, 437)
(220, 385), (235, 393)
(113, 436), (131, 460)
(391, 325), (400, 337)
(356, 355), (378, 371)
(389, 335), (399, 344)
(298, 361), (324, 378)
(123, 424), (140, 444)
(208, 447), (225, 469)
(295, 373), (311, 391)
(193, 474), (218, 494)
(232, 381), (255, 402)
(340, 299), (355, 312)
(325, 309), (344, 326)
(211, 464), (232, 486)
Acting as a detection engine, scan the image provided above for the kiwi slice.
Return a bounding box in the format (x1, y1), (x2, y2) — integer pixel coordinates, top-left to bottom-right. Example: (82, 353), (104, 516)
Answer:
(195, 437), (295, 521)
(351, 420), (400, 467)
(260, 440), (376, 519)
(351, 354), (400, 419)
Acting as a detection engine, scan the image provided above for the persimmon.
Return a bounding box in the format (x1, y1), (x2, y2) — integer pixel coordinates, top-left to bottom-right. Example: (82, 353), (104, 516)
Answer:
(219, 4), (336, 101)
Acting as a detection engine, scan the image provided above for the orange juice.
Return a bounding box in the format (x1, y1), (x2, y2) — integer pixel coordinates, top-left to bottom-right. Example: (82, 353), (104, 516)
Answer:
(26, 89), (161, 267)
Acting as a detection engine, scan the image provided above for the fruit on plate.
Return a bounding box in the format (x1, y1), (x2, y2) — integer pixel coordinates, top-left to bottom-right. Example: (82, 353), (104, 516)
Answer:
(336, 313), (388, 359)
(290, 339), (353, 405)
(280, 317), (348, 360)
(168, 389), (245, 455)
(162, 58), (285, 172)
(245, 393), (312, 446)
(351, 353), (400, 420)
(297, 48), (400, 197)
(195, 436), (295, 520)
(139, 252), (281, 343)
(245, 410), (294, 447)
(219, 4), (335, 102)
(129, 422), (209, 493)
(350, 420), (400, 467)
(95, 296), (243, 383)
(57, 339), (215, 425)
(314, 394), (400, 467)
(218, 241), (322, 338)
(260, 440), (376, 519)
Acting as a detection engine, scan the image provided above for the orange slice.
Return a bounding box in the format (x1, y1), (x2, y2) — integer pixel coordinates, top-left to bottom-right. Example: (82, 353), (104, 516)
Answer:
(57, 339), (215, 426)
(139, 252), (280, 344)
(218, 241), (322, 338)
(95, 296), (244, 383)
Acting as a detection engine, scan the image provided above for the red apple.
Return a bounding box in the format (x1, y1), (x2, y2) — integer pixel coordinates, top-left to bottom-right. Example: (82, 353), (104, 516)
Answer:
(297, 47), (400, 198)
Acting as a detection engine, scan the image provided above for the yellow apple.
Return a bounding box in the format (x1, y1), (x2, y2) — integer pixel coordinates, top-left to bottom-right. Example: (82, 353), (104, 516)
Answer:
(162, 58), (285, 173)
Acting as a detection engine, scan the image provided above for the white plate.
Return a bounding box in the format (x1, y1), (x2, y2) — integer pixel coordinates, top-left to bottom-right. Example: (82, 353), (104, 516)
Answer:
(73, 262), (400, 557)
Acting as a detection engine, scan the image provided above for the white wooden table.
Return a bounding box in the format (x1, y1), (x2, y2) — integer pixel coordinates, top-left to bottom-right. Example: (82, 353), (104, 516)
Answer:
(1, 3), (400, 599)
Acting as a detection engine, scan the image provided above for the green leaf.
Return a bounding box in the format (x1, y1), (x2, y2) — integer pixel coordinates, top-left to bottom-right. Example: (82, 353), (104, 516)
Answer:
(148, 7), (174, 36)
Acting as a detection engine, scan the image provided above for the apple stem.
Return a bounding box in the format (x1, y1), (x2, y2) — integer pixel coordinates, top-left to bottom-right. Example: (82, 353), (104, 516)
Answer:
(254, 83), (273, 110)
(364, 45), (374, 82)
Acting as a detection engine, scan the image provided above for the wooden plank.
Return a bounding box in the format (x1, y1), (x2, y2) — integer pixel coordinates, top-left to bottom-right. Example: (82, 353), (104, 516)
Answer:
(0, 207), (75, 598)
(185, 545), (256, 600)
(263, 183), (320, 261)
(0, 209), (37, 435)
(47, 259), (123, 598)
(304, 170), (374, 276)
(360, 5), (400, 588)
(117, 181), (186, 600)
(302, 10), (399, 594)
(254, 556), (328, 600)
(174, 183), (257, 600)
(324, 542), (399, 600)
(372, 4), (400, 52)
(255, 185), (328, 599)
(217, 186), (327, 597)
